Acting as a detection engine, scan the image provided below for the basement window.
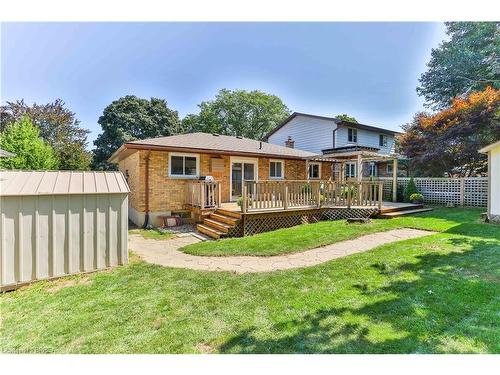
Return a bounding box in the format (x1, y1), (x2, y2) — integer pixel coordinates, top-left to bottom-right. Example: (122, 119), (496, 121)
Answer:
(169, 153), (199, 178)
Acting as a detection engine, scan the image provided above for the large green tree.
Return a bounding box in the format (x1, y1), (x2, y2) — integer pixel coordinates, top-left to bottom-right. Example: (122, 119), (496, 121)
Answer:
(93, 96), (182, 170)
(417, 22), (500, 109)
(335, 114), (358, 123)
(0, 116), (59, 170)
(0, 99), (92, 170)
(400, 87), (500, 177)
(182, 89), (291, 140)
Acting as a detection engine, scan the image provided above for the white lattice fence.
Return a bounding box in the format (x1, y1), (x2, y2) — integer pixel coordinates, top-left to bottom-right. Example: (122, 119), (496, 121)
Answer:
(379, 177), (487, 207)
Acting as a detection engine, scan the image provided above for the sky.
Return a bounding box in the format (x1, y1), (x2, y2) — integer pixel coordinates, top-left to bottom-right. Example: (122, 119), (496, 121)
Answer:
(1, 22), (446, 148)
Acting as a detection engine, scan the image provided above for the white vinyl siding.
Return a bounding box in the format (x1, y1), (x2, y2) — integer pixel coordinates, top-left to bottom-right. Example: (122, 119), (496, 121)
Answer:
(336, 126), (395, 155)
(267, 115), (337, 154)
(267, 115), (396, 155)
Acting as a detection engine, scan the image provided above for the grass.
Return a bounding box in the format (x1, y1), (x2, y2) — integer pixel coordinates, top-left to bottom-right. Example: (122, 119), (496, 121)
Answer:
(129, 228), (174, 240)
(1, 208), (499, 354)
(181, 207), (477, 256)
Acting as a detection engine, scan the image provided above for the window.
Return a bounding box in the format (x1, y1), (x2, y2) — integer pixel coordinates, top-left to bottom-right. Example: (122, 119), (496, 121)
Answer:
(379, 134), (388, 147)
(348, 128), (358, 143)
(169, 153), (199, 177)
(269, 160), (283, 179)
(308, 162), (321, 179)
(369, 162), (377, 177)
(387, 163), (393, 175)
(345, 163), (356, 178)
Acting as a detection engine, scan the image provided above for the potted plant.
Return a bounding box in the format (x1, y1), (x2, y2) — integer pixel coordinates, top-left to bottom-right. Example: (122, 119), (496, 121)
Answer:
(236, 196), (252, 211)
(409, 193), (424, 204)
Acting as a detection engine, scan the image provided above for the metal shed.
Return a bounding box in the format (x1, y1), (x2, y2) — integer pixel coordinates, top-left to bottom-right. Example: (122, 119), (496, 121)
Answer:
(0, 170), (130, 291)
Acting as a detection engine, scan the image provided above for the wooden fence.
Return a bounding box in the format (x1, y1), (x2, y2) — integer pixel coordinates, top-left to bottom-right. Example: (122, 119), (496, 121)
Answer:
(242, 180), (383, 213)
(378, 177), (488, 207)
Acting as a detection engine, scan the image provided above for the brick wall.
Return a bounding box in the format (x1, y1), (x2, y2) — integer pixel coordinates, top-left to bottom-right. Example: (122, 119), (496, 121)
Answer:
(118, 150), (334, 216)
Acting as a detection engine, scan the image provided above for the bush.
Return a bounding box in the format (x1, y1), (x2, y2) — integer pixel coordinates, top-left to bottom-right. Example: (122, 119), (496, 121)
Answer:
(404, 177), (419, 202)
(410, 193), (424, 203)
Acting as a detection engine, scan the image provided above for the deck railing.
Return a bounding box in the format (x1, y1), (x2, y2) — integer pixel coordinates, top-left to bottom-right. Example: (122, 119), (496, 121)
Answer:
(242, 180), (383, 213)
(186, 181), (221, 209)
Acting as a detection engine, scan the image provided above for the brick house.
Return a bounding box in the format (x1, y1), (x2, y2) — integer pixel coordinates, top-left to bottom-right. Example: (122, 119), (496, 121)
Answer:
(109, 132), (334, 227)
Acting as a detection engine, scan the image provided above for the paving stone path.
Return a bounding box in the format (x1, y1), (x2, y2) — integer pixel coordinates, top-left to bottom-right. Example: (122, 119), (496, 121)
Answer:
(129, 228), (435, 273)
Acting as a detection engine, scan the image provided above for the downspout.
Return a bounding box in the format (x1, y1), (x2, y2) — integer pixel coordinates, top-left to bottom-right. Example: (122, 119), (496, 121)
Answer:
(143, 150), (151, 228)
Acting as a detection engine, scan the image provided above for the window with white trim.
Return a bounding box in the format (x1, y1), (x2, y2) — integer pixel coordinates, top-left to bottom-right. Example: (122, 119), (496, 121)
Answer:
(387, 163), (393, 175)
(348, 128), (358, 143)
(308, 162), (321, 179)
(169, 153), (199, 177)
(379, 134), (388, 147)
(269, 160), (284, 179)
(345, 163), (356, 178)
(369, 162), (377, 177)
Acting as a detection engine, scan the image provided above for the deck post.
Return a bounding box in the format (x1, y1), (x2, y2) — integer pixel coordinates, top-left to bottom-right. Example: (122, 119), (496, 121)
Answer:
(316, 182), (321, 208)
(284, 183), (289, 210)
(392, 158), (398, 202)
(200, 183), (205, 209)
(347, 182), (352, 209)
(217, 182), (222, 208)
(378, 182), (383, 210)
(242, 183), (247, 214)
(357, 154), (363, 205)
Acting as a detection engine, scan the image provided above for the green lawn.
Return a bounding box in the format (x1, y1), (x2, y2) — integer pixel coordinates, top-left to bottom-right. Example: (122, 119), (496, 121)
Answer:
(129, 228), (175, 240)
(1, 208), (499, 354)
(181, 207), (481, 256)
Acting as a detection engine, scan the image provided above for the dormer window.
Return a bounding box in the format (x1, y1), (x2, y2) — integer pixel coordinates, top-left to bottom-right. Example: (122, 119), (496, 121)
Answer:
(379, 134), (388, 147)
(348, 128), (357, 143)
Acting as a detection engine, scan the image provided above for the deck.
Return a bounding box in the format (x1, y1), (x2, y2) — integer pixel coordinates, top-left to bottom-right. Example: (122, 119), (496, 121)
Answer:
(219, 201), (422, 214)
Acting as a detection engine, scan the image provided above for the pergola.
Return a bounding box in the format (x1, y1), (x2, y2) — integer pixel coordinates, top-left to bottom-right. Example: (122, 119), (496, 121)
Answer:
(305, 146), (401, 202)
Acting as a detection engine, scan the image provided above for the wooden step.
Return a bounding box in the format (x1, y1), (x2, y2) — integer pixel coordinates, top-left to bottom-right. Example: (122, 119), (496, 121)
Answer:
(380, 204), (424, 214)
(196, 224), (225, 239)
(215, 208), (242, 219)
(203, 218), (232, 233)
(209, 212), (240, 225)
(378, 208), (433, 218)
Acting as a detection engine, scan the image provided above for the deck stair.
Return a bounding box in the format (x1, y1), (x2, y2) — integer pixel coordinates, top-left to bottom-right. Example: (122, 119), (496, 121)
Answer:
(196, 209), (242, 239)
(378, 204), (433, 218)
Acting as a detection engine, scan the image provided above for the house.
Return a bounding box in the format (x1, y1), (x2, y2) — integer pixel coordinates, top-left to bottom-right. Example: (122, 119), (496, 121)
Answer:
(108, 132), (335, 228)
(479, 140), (500, 223)
(264, 112), (401, 179)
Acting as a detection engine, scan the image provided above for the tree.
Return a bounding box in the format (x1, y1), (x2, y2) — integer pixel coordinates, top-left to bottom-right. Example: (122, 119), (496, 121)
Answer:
(182, 89), (291, 140)
(417, 22), (500, 109)
(336, 114), (358, 123)
(399, 87), (500, 177)
(0, 99), (92, 170)
(93, 96), (182, 170)
(0, 116), (59, 170)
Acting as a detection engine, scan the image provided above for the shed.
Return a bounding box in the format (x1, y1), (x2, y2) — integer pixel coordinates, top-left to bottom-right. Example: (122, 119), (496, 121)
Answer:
(480, 140), (500, 223)
(0, 170), (130, 291)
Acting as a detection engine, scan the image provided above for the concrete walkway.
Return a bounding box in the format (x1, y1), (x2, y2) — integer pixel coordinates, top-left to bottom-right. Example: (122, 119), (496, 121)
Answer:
(129, 228), (434, 273)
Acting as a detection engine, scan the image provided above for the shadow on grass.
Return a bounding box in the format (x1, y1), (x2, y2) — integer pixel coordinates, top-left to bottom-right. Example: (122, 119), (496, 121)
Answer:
(218, 237), (499, 353)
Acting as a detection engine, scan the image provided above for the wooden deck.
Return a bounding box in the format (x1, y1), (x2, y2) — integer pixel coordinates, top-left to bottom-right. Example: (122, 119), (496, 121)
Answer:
(219, 201), (422, 214)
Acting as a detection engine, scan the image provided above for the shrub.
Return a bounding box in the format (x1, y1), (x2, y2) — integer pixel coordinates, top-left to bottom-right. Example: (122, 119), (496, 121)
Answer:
(410, 193), (424, 203)
(404, 177), (419, 202)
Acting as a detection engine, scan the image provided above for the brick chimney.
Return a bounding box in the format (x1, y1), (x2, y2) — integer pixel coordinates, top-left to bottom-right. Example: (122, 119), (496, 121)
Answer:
(285, 136), (295, 148)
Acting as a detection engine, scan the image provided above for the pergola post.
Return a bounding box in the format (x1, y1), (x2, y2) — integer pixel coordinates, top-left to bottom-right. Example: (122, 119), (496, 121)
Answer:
(357, 154), (363, 204)
(392, 158), (398, 202)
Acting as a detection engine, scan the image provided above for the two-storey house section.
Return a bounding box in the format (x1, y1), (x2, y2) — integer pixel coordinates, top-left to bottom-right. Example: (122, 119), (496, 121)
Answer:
(264, 112), (401, 180)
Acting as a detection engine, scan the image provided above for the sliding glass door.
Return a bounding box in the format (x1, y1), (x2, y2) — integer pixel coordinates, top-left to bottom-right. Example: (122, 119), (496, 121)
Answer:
(231, 161), (256, 200)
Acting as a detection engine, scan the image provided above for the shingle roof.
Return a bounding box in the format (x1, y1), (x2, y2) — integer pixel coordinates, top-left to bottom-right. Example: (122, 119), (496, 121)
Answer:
(111, 132), (317, 160)
(0, 171), (130, 196)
